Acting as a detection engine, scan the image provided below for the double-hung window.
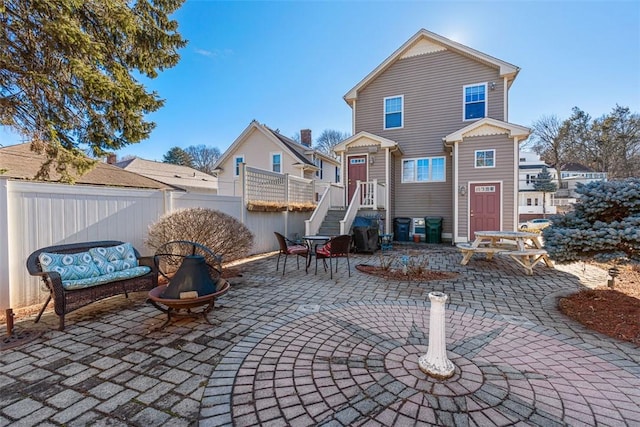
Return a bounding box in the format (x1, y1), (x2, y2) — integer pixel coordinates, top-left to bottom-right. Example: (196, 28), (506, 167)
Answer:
(475, 149), (495, 168)
(271, 152), (282, 173)
(384, 95), (403, 129)
(314, 156), (323, 179)
(234, 155), (244, 176)
(463, 83), (487, 121)
(401, 156), (445, 183)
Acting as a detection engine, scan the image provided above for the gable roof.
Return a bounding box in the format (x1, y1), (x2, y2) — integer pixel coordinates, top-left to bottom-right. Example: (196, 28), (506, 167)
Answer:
(214, 120), (339, 171)
(443, 118), (530, 144)
(333, 131), (403, 155)
(0, 143), (172, 190)
(114, 157), (218, 192)
(344, 28), (520, 106)
(557, 162), (596, 173)
(266, 127), (314, 166)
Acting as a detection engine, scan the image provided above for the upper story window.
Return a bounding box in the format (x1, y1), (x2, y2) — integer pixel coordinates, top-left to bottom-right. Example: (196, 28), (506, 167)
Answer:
(475, 149), (495, 168)
(463, 83), (487, 121)
(401, 156), (446, 183)
(234, 155), (244, 177)
(384, 95), (404, 129)
(314, 155), (324, 179)
(271, 152), (282, 173)
(335, 166), (341, 183)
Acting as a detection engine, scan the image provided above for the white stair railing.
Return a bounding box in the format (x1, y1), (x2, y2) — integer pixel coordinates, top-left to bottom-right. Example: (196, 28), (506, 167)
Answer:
(305, 185), (331, 236)
(340, 182), (362, 235)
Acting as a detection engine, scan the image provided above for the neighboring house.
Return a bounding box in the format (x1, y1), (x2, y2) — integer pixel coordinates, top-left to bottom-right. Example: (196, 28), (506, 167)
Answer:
(213, 120), (341, 196)
(0, 143), (173, 190)
(333, 29), (530, 242)
(113, 157), (218, 193)
(556, 162), (607, 200)
(518, 151), (558, 220)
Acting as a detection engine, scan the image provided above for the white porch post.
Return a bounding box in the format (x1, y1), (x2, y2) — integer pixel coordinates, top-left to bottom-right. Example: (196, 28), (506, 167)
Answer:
(385, 148), (390, 234)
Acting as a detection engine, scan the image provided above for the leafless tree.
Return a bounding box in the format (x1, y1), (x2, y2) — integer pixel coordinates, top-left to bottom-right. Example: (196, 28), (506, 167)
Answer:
(525, 115), (571, 188)
(185, 145), (221, 175)
(315, 129), (350, 156)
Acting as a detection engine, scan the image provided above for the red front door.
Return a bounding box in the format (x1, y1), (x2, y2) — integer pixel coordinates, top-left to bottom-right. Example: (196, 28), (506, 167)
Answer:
(470, 183), (501, 239)
(347, 155), (367, 203)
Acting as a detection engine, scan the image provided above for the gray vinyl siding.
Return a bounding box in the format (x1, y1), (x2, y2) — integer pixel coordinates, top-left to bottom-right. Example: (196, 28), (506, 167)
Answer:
(355, 50), (505, 142)
(354, 50), (504, 233)
(457, 134), (516, 236)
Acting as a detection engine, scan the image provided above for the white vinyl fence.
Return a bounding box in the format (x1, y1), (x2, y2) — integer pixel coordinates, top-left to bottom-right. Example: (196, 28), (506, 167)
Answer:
(1, 175), (312, 311)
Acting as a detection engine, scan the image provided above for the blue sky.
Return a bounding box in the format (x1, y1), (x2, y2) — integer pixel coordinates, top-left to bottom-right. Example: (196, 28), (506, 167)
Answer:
(1, 0), (639, 161)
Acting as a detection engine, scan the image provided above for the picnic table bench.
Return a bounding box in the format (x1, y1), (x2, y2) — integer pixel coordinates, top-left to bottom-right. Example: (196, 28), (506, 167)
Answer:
(457, 231), (553, 275)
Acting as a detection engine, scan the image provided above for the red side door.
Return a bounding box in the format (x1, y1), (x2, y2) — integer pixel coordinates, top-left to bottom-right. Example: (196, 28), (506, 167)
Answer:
(470, 183), (501, 239)
(347, 155), (367, 203)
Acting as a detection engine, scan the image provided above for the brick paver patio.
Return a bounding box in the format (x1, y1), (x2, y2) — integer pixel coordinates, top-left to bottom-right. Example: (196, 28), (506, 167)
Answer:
(1, 244), (638, 426)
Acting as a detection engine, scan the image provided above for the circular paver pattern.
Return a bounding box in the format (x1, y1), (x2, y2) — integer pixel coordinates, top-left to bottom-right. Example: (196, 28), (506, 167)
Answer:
(202, 301), (640, 426)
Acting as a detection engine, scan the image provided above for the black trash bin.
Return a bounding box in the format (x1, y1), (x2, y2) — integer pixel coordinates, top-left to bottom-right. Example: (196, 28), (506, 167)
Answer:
(393, 217), (411, 241)
(425, 217), (443, 243)
(352, 216), (379, 253)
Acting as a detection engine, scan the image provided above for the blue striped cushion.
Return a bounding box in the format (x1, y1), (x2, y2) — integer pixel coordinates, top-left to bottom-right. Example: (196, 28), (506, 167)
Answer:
(90, 243), (139, 275)
(38, 251), (100, 281)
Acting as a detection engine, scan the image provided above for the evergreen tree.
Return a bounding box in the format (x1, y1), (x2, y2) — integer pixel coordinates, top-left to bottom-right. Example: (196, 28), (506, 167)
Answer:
(163, 147), (193, 167)
(533, 166), (558, 218)
(0, 0), (187, 182)
(543, 178), (640, 264)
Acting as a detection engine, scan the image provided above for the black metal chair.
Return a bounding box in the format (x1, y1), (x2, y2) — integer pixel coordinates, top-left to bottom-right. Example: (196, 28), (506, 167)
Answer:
(274, 232), (309, 275)
(315, 234), (352, 279)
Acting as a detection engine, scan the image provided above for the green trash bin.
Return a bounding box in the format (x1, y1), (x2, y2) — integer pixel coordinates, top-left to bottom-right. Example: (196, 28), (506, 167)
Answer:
(425, 217), (443, 243)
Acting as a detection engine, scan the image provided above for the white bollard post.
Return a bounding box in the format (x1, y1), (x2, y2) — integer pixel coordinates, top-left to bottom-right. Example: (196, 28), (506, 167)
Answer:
(418, 291), (455, 379)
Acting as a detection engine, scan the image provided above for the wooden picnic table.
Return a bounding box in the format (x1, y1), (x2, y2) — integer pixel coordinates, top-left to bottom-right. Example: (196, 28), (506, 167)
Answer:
(457, 230), (554, 275)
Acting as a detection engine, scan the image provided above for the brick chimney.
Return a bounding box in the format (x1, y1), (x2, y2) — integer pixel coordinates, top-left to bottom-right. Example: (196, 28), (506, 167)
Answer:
(300, 129), (312, 147)
(106, 153), (117, 164)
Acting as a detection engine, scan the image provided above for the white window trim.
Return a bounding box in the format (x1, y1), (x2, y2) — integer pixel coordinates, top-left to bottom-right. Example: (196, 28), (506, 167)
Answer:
(234, 155), (244, 177)
(314, 156), (324, 179)
(474, 149), (495, 168)
(270, 151), (282, 173)
(462, 83), (488, 122)
(401, 156), (446, 183)
(383, 95), (404, 130)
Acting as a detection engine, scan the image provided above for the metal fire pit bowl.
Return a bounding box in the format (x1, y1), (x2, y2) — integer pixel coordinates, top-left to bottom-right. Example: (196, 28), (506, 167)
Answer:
(148, 241), (230, 329)
(147, 281), (230, 329)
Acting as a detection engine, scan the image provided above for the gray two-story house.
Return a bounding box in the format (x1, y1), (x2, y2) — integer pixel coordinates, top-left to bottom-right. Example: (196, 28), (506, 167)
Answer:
(333, 29), (530, 242)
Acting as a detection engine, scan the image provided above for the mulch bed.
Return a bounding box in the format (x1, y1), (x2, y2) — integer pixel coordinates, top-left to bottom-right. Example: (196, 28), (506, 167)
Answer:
(559, 266), (639, 346)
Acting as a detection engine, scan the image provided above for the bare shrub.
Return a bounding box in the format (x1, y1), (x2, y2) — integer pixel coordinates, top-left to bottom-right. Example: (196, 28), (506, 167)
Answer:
(146, 208), (254, 262)
(377, 253), (396, 271)
(394, 252), (429, 276)
(407, 254), (429, 276)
